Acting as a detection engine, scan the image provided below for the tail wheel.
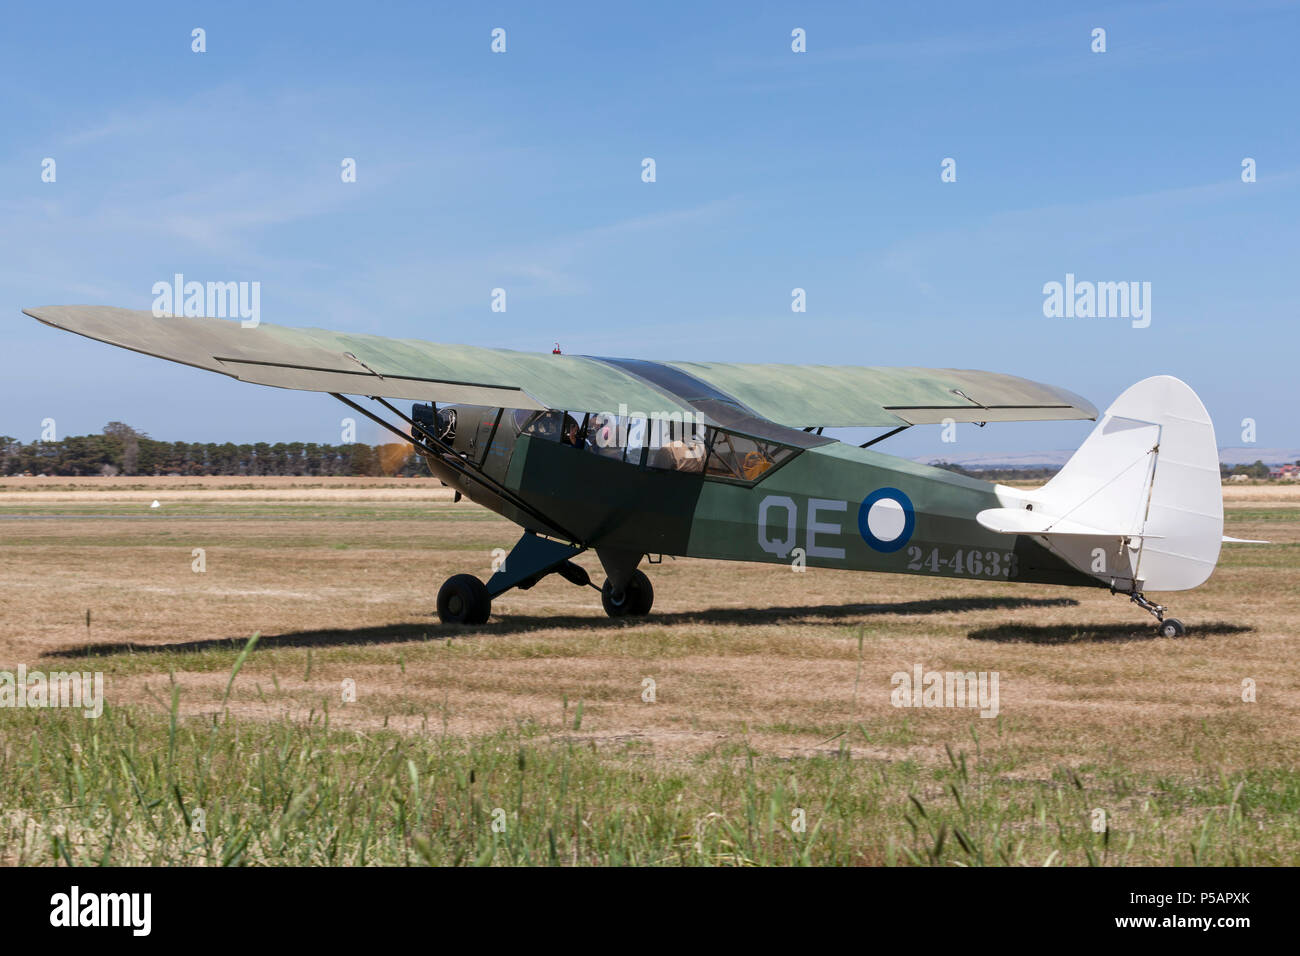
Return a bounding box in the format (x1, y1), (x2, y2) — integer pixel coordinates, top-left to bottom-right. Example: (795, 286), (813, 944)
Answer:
(601, 570), (654, 618)
(1158, 617), (1186, 638)
(437, 573), (492, 625)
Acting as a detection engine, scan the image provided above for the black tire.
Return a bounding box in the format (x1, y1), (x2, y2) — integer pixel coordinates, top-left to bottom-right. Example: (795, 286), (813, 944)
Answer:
(437, 573), (492, 625)
(601, 570), (654, 618)
(1158, 617), (1186, 638)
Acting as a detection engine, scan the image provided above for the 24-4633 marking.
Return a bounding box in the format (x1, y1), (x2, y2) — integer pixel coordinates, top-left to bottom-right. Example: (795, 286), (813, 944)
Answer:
(906, 546), (1019, 578)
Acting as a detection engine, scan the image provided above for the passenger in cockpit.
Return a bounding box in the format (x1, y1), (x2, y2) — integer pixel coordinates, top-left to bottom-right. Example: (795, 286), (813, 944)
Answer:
(562, 414), (584, 449)
(586, 413), (616, 456)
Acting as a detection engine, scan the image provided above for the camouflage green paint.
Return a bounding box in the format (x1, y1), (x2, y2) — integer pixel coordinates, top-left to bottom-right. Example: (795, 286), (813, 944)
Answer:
(499, 430), (1096, 590)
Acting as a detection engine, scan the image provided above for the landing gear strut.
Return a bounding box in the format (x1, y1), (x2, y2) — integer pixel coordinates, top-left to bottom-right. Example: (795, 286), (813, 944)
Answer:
(1128, 590), (1186, 637)
(434, 533), (658, 625)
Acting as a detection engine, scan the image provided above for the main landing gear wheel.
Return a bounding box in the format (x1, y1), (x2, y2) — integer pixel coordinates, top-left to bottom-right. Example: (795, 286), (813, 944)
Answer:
(437, 573), (492, 625)
(601, 569), (654, 618)
(1158, 618), (1186, 639)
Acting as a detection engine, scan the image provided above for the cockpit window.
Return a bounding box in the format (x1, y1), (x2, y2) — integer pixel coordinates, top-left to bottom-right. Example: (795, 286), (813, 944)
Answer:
(646, 416), (707, 472)
(515, 409), (796, 481)
(520, 410), (589, 448)
(521, 409), (565, 441)
(704, 430), (796, 482)
(511, 408), (540, 433)
(584, 412), (645, 463)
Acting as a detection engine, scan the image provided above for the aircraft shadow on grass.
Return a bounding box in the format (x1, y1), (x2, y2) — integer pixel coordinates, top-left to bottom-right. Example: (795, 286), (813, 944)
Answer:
(967, 621), (1252, 645)
(46, 596), (1080, 658)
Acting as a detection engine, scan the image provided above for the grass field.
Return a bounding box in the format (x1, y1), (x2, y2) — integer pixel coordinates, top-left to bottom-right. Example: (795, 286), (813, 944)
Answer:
(1, 476), (1297, 865)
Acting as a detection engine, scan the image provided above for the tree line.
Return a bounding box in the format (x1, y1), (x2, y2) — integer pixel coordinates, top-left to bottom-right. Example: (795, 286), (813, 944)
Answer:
(0, 423), (424, 477)
(5, 424), (1292, 479)
(1220, 460), (1293, 479)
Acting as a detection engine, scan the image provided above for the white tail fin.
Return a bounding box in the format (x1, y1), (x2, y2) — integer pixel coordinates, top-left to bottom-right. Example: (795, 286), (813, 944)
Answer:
(978, 376), (1223, 591)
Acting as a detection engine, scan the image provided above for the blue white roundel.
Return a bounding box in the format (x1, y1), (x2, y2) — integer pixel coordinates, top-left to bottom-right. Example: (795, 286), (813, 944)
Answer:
(857, 487), (915, 553)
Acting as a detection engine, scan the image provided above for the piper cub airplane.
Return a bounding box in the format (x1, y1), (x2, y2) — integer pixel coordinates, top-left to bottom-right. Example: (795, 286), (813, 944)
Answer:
(25, 305), (1227, 636)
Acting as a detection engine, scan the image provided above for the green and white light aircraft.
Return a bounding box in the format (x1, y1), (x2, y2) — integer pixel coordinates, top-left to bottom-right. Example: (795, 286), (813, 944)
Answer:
(25, 305), (1227, 636)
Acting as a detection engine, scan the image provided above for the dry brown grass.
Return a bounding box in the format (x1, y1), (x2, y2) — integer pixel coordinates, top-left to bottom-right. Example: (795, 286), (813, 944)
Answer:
(1, 477), (1296, 782)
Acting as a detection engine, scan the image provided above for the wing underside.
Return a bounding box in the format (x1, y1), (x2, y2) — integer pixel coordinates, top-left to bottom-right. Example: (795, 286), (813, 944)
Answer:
(24, 305), (1097, 430)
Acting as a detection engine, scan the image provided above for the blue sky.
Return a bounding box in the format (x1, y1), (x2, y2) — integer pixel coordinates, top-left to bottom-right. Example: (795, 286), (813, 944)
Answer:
(3, 0), (1297, 459)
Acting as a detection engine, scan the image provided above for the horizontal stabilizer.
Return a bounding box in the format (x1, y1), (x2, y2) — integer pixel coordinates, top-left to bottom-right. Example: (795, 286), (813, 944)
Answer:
(976, 507), (1160, 539)
(1222, 535), (1270, 543)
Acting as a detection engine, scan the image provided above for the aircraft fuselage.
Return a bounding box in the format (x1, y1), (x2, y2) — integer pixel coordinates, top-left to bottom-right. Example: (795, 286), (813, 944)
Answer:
(424, 404), (1097, 590)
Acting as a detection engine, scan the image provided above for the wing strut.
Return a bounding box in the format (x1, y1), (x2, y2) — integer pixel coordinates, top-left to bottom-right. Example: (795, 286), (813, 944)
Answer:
(860, 425), (910, 449)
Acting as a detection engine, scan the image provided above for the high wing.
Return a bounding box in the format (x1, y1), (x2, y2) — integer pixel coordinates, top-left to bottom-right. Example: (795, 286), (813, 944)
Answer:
(23, 305), (1097, 429)
(657, 361), (1096, 427)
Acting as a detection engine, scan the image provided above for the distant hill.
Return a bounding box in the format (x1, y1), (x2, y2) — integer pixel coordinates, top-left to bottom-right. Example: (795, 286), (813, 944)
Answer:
(914, 451), (1073, 470)
(1214, 448), (1300, 466)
